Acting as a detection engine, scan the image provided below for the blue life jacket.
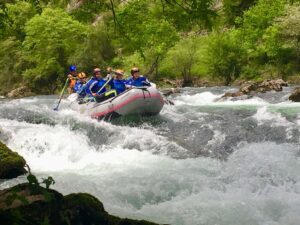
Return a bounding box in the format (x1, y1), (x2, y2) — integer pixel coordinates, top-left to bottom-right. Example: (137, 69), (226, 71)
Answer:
(85, 77), (113, 97)
(126, 76), (151, 87)
(112, 79), (126, 94)
(73, 80), (84, 93)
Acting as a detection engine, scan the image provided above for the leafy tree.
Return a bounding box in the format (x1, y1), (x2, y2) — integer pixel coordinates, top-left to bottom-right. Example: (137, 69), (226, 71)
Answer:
(236, 0), (285, 52)
(0, 37), (26, 93)
(260, 3), (300, 78)
(4, 1), (37, 41)
(160, 37), (204, 85)
(114, 0), (178, 77)
(69, 0), (112, 23)
(204, 31), (246, 85)
(276, 4), (300, 68)
(23, 8), (88, 93)
(71, 22), (116, 73)
(222, 0), (257, 25)
(159, 0), (217, 30)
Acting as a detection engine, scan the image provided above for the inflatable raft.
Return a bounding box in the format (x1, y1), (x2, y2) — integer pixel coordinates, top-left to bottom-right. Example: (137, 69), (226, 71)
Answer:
(68, 86), (164, 119)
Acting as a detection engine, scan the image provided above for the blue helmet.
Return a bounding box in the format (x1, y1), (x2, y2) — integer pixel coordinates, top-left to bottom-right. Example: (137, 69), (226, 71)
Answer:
(69, 65), (77, 72)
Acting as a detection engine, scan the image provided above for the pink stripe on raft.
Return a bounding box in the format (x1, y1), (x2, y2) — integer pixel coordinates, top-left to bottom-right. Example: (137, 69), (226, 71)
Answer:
(91, 93), (164, 118)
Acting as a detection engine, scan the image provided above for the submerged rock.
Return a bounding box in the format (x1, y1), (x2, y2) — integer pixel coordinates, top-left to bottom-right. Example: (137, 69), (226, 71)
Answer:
(221, 91), (244, 98)
(0, 141), (27, 179)
(0, 183), (161, 225)
(289, 87), (300, 102)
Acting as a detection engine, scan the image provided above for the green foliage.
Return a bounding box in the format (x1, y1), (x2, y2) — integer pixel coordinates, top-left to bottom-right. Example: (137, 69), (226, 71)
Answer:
(0, 37), (26, 93)
(72, 22), (115, 73)
(204, 31), (246, 85)
(69, 0), (111, 23)
(160, 36), (205, 84)
(223, 0), (257, 25)
(1, 1), (37, 40)
(260, 3), (300, 78)
(2, 0), (300, 92)
(26, 173), (55, 201)
(160, 0), (217, 30)
(41, 176), (55, 189)
(116, 0), (178, 57)
(23, 8), (88, 93)
(236, 0), (285, 51)
(114, 0), (179, 78)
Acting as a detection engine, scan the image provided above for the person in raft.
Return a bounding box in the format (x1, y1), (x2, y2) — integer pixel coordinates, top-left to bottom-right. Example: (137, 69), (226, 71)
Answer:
(67, 65), (78, 94)
(85, 67), (115, 102)
(112, 69), (127, 95)
(74, 72), (88, 98)
(126, 67), (151, 88)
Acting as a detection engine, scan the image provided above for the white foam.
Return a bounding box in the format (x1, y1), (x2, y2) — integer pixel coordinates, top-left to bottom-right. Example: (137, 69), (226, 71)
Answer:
(252, 106), (293, 127)
(174, 92), (222, 105)
(173, 92), (268, 106)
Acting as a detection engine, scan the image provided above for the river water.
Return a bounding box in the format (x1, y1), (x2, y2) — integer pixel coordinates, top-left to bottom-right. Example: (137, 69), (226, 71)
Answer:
(1, 86), (300, 225)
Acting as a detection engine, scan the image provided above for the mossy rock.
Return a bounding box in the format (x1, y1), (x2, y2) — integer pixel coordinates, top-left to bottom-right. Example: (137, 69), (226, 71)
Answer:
(0, 141), (26, 179)
(0, 184), (162, 225)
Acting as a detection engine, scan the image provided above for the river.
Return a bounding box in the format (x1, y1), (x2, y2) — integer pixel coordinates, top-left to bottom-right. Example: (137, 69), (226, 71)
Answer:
(1, 86), (300, 225)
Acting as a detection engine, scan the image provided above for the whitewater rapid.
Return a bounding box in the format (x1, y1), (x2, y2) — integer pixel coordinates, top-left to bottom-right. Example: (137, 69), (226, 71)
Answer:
(1, 86), (300, 225)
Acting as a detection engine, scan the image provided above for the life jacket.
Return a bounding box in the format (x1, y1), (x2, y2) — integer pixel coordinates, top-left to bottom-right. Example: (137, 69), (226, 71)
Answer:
(126, 76), (151, 87)
(112, 79), (126, 94)
(85, 77), (113, 97)
(69, 76), (77, 90)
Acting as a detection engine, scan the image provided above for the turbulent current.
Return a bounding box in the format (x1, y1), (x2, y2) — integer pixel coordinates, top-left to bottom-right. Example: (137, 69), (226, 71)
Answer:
(1, 86), (300, 225)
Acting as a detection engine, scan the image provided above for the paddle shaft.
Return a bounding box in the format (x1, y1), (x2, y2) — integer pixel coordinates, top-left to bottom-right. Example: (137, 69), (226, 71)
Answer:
(53, 78), (69, 110)
(96, 77), (113, 95)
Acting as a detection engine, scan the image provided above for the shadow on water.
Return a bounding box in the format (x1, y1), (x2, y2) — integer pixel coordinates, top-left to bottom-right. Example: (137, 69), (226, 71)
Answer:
(109, 114), (167, 127)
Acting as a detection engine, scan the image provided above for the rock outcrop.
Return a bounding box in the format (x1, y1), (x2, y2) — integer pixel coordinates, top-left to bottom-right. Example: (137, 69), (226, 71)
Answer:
(218, 79), (288, 101)
(160, 88), (181, 97)
(6, 86), (35, 98)
(240, 79), (288, 94)
(0, 183), (160, 225)
(289, 87), (300, 102)
(0, 141), (27, 179)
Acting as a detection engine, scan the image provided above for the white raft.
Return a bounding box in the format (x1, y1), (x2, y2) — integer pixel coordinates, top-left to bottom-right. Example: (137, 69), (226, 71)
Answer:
(68, 86), (164, 119)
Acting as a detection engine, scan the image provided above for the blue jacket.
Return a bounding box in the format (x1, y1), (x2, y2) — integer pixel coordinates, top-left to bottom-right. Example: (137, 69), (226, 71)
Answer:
(85, 77), (113, 97)
(74, 80), (84, 93)
(74, 80), (87, 97)
(112, 79), (126, 94)
(126, 76), (151, 87)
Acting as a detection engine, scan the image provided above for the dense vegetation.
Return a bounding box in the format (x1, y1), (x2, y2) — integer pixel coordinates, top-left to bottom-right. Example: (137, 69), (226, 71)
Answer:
(1, 0), (300, 94)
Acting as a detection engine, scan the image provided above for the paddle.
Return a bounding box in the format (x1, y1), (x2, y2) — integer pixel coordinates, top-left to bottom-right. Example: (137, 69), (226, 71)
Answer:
(53, 78), (69, 111)
(96, 76), (113, 95)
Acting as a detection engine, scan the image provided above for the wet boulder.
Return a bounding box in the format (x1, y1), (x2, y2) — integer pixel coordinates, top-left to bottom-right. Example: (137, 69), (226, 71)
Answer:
(289, 87), (300, 102)
(160, 88), (181, 97)
(240, 79), (288, 94)
(0, 183), (161, 225)
(221, 91), (244, 98)
(0, 141), (27, 179)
